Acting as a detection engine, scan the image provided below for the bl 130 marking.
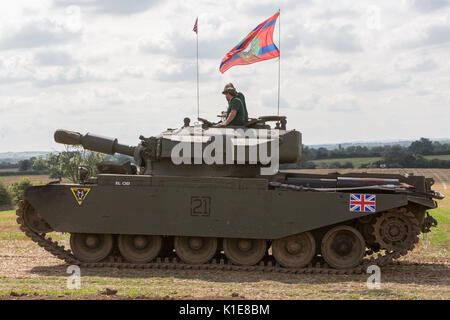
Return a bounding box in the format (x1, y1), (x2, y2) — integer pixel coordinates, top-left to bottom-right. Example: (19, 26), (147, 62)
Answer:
(191, 196), (211, 216)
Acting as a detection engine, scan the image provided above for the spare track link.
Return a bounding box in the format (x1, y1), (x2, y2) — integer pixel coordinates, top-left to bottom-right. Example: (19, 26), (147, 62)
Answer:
(16, 200), (418, 275)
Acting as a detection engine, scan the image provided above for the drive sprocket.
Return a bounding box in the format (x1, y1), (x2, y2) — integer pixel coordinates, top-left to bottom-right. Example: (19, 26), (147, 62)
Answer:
(372, 208), (420, 252)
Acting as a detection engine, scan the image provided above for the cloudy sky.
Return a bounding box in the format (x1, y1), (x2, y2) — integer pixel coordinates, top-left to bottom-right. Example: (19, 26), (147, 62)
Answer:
(0, 0), (449, 152)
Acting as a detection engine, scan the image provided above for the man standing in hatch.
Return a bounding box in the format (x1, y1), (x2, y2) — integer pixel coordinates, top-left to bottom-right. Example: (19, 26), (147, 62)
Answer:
(217, 85), (246, 127)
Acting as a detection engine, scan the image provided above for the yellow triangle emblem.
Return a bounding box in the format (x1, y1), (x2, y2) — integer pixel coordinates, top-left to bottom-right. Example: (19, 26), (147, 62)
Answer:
(70, 187), (91, 206)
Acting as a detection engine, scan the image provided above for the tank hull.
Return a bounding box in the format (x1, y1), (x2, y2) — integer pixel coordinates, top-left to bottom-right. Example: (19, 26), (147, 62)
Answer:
(19, 123), (441, 270)
(25, 174), (421, 239)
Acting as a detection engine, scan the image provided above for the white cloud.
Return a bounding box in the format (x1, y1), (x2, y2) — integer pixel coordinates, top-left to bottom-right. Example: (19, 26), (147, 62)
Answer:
(314, 8), (359, 20)
(53, 0), (162, 15)
(34, 50), (75, 66)
(0, 18), (81, 50)
(0, 0), (449, 151)
(139, 34), (174, 54)
(290, 23), (363, 54)
(325, 94), (360, 112)
(408, 0), (450, 13)
(394, 55), (438, 72)
(116, 66), (144, 79)
(345, 74), (409, 92)
(0, 55), (33, 83)
(33, 66), (106, 87)
(404, 23), (450, 48)
(295, 57), (351, 75)
(386, 17), (450, 50)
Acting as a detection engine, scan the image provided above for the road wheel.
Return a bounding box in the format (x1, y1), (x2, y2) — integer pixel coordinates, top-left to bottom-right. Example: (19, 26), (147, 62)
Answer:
(118, 234), (162, 263)
(272, 232), (316, 268)
(223, 238), (266, 266)
(70, 233), (113, 263)
(174, 236), (217, 264)
(321, 226), (365, 269)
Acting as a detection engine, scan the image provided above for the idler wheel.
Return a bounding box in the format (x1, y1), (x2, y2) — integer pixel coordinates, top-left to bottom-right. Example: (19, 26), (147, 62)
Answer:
(22, 203), (53, 234)
(272, 232), (316, 268)
(174, 236), (217, 264)
(223, 238), (266, 266)
(321, 226), (366, 269)
(70, 233), (113, 263)
(118, 235), (162, 263)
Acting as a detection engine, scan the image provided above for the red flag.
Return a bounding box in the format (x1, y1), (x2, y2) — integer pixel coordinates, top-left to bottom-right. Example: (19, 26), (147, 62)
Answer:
(219, 13), (279, 73)
(193, 18), (198, 34)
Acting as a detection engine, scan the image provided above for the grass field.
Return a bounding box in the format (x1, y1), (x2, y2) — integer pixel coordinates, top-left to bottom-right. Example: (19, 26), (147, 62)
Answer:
(0, 169), (448, 300)
(0, 175), (54, 185)
(424, 155), (450, 161)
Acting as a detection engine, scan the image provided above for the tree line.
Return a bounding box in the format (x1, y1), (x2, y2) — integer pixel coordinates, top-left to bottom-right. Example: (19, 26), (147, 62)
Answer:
(286, 138), (450, 169)
(0, 147), (107, 207)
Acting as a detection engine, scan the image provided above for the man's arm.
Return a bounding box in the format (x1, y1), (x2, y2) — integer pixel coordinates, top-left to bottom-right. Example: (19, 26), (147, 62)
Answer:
(218, 109), (237, 127)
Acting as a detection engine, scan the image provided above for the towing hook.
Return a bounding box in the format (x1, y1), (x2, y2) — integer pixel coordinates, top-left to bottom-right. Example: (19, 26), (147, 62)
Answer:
(422, 212), (438, 233)
(431, 191), (445, 200)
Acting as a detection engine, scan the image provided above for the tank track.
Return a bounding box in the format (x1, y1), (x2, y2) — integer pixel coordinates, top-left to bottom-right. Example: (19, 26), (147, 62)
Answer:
(16, 200), (421, 275)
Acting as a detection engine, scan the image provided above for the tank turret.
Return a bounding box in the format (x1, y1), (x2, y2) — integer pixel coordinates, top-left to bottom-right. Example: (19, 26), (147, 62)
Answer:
(54, 116), (302, 177)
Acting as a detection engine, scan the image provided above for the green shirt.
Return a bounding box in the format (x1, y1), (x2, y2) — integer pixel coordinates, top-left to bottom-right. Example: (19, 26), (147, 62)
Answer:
(237, 92), (248, 122)
(226, 97), (246, 126)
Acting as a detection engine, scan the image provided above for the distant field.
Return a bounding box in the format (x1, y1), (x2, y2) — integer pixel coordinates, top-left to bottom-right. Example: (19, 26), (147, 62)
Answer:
(424, 155), (450, 161)
(311, 155), (450, 167)
(0, 168), (18, 173)
(312, 157), (381, 167)
(0, 175), (54, 185)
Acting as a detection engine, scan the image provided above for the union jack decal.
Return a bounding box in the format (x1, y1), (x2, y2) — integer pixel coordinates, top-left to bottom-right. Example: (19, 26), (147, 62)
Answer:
(349, 194), (376, 213)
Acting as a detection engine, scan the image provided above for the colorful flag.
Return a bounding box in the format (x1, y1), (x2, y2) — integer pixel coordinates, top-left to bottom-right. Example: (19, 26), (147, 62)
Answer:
(193, 18), (198, 34)
(219, 12), (279, 73)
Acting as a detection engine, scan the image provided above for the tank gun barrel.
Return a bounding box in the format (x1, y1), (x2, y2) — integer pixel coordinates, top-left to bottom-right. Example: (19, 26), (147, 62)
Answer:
(54, 129), (135, 157)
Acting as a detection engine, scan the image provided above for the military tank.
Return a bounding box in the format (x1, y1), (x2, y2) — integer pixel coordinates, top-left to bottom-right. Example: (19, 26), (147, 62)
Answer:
(17, 116), (443, 273)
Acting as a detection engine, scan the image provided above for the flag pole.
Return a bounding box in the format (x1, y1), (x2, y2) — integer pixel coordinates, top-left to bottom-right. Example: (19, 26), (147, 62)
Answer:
(196, 18), (200, 119)
(277, 9), (281, 116)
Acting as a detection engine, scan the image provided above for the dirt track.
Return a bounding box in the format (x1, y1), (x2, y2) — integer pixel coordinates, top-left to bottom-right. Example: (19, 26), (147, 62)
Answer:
(0, 237), (448, 300)
(0, 174), (448, 300)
